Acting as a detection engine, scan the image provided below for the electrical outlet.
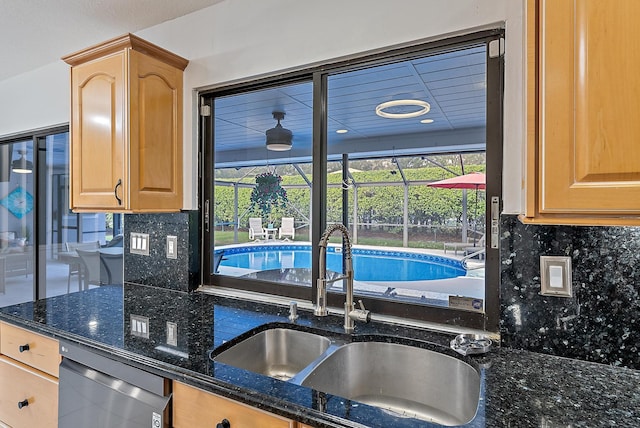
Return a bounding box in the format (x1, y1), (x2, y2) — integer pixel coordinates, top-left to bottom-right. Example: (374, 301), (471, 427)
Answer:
(130, 314), (150, 339)
(130, 232), (150, 256)
(166, 235), (177, 259)
(166, 321), (178, 346)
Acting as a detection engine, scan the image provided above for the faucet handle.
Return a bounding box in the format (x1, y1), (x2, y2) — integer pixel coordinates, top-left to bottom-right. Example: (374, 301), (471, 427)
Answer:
(288, 301), (299, 322)
(349, 300), (372, 324)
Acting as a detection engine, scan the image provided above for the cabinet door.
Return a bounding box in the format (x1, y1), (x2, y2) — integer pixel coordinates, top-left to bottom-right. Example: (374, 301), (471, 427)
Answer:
(173, 381), (295, 428)
(536, 0), (640, 217)
(70, 52), (126, 210)
(128, 50), (183, 211)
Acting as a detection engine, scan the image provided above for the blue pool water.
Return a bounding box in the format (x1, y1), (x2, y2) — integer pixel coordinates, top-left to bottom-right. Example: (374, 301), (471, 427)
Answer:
(217, 245), (465, 282)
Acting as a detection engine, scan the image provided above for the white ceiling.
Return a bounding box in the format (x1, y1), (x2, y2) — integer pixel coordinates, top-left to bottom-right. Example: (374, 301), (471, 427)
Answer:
(0, 0), (224, 82)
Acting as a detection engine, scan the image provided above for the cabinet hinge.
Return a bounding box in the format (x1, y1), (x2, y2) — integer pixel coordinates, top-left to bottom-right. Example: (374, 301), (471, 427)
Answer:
(489, 38), (505, 58)
(200, 104), (211, 117)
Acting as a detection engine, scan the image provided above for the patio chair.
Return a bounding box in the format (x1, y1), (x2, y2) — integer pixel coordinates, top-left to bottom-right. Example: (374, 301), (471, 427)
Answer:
(278, 217), (295, 240)
(248, 217), (267, 240)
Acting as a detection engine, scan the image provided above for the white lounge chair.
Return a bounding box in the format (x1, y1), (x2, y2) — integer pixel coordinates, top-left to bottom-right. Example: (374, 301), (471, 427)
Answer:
(278, 217), (295, 240)
(248, 217), (267, 240)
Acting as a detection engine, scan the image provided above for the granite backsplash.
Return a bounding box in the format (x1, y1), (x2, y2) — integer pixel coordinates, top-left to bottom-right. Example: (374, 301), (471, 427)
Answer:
(500, 214), (640, 369)
(124, 213), (640, 370)
(124, 212), (200, 292)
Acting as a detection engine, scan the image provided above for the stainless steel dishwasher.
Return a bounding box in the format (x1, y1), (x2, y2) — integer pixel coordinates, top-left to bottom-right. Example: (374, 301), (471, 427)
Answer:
(58, 341), (171, 428)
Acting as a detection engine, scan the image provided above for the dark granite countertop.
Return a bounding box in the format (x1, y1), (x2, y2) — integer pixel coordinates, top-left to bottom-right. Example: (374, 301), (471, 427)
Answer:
(1, 284), (639, 427)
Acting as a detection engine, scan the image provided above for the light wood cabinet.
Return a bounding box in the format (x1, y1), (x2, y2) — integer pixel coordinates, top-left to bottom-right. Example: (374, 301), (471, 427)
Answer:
(0, 357), (58, 428)
(0, 322), (60, 428)
(524, 0), (640, 225)
(0, 322), (60, 377)
(173, 381), (297, 428)
(62, 34), (188, 213)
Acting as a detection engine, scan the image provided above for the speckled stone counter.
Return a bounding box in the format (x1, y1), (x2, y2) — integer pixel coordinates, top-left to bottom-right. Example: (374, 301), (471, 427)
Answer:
(1, 284), (639, 427)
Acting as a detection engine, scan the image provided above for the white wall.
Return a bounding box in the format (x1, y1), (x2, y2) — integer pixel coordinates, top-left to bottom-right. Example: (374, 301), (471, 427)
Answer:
(0, 0), (525, 213)
(0, 61), (69, 136)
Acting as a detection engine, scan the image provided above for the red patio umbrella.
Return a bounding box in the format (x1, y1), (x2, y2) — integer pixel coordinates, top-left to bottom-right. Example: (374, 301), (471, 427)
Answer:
(427, 172), (486, 190)
(428, 172), (486, 244)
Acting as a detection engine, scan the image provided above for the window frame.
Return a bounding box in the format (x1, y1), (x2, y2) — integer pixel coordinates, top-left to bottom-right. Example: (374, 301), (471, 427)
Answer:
(201, 29), (504, 332)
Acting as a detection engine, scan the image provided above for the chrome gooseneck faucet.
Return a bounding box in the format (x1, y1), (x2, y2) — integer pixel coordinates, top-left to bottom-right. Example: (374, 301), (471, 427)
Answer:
(315, 223), (371, 333)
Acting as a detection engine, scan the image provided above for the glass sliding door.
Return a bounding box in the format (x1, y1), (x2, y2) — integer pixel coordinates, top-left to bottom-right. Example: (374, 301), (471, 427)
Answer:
(37, 131), (114, 299)
(0, 140), (35, 306)
(0, 127), (122, 308)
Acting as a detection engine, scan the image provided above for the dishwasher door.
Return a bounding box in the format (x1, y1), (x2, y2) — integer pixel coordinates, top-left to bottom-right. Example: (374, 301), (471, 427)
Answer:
(58, 343), (171, 428)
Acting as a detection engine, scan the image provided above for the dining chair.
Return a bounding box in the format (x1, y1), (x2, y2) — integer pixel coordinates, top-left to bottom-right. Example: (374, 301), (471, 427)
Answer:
(100, 251), (124, 285)
(76, 249), (103, 289)
(65, 241), (100, 292)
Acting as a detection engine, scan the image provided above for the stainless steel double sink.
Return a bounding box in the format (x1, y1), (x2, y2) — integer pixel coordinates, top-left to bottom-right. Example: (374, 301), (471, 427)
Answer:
(212, 326), (481, 425)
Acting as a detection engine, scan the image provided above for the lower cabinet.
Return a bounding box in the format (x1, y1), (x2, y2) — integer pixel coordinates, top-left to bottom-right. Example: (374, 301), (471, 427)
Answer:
(0, 357), (58, 428)
(173, 381), (297, 428)
(0, 322), (60, 428)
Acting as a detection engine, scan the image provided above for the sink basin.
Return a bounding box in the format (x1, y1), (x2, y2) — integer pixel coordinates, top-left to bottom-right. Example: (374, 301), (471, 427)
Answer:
(300, 342), (480, 426)
(213, 328), (332, 381)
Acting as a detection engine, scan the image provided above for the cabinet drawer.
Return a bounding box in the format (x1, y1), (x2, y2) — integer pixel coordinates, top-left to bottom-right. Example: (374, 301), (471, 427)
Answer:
(0, 322), (60, 377)
(173, 381), (295, 428)
(0, 356), (58, 428)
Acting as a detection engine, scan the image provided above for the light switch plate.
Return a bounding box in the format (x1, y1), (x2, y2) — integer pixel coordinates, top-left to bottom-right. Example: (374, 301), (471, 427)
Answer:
(166, 235), (177, 259)
(540, 256), (572, 297)
(166, 321), (178, 346)
(130, 314), (150, 339)
(130, 232), (150, 256)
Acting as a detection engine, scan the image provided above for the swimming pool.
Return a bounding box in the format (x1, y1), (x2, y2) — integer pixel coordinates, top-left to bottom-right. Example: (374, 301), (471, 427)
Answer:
(216, 244), (465, 282)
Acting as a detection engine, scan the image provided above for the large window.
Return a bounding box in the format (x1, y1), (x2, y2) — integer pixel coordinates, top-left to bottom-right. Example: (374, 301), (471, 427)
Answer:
(202, 31), (503, 330)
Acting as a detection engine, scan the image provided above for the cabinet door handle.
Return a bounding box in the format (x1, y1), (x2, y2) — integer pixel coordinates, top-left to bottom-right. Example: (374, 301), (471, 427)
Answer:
(114, 179), (122, 205)
(216, 419), (230, 428)
(18, 399), (29, 409)
(19, 343), (30, 352)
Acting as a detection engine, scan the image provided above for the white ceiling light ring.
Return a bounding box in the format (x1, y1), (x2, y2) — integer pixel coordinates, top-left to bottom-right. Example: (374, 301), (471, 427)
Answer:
(375, 99), (431, 119)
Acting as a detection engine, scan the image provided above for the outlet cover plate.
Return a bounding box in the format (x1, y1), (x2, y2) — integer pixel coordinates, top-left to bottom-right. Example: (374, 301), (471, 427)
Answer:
(540, 256), (572, 297)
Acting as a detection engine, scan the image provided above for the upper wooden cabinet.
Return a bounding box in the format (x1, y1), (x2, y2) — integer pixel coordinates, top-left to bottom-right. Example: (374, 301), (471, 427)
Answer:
(524, 0), (640, 225)
(62, 34), (188, 212)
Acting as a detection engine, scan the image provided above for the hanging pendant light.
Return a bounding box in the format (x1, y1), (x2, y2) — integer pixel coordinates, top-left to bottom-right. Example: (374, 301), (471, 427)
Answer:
(12, 150), (33, 174)
(265, 111), (293, 151)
